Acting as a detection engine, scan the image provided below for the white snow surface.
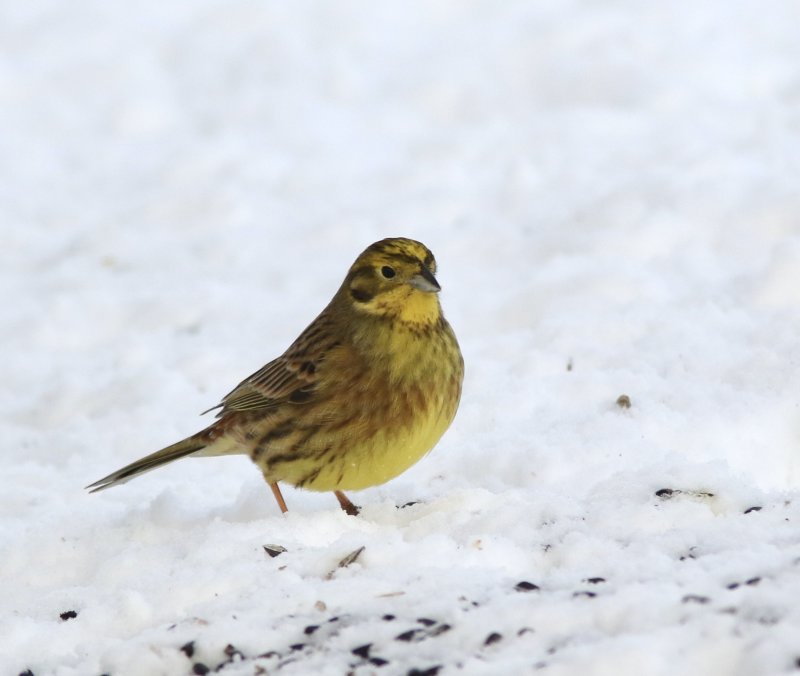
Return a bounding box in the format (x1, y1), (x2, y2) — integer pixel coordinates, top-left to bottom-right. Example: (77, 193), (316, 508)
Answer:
(3, 1), (800, 674)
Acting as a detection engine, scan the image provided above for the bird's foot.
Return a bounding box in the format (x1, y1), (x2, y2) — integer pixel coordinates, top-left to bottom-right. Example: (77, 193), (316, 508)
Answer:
(334, 490), (360, 516)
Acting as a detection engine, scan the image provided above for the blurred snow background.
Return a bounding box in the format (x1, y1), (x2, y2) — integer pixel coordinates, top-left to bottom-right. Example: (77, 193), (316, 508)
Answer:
(2, 0), (800, 674)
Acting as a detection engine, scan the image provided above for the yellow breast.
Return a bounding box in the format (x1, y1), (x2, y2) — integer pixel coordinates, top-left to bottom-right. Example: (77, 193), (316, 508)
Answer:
(267, 318), (463, 492)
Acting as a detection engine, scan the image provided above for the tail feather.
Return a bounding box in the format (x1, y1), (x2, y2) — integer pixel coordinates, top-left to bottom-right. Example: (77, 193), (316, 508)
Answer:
(86, 436), (207, 493)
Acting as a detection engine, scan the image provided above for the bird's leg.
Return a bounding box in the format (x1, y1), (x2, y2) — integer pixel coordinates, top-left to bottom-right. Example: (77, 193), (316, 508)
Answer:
(269, 481), (289, 513)
(334, 490), (360, 516)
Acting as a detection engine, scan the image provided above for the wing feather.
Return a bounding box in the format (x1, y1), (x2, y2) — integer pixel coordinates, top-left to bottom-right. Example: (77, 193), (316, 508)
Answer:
(209, 311), (339, 417)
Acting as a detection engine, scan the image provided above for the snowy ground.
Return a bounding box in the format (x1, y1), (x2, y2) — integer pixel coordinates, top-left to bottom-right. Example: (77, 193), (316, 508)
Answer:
(3, 1), (800, 674)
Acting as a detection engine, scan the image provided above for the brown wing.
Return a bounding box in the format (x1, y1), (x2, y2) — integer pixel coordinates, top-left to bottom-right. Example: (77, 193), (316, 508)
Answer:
(207, 311), (340, 417)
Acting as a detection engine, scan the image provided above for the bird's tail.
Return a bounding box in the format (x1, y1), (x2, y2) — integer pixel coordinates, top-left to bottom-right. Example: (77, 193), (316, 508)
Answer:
(86, 430), (214, 493)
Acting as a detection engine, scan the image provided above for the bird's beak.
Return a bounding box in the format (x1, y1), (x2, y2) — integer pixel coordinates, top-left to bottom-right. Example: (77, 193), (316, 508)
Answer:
(409, 266), (441, 293)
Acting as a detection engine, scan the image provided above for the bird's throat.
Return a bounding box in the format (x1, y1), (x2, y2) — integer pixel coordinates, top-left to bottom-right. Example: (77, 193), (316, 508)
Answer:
(395, 289), (441, 326)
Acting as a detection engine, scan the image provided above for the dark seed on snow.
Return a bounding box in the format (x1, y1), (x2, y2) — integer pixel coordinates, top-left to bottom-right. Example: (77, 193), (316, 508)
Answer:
(382, 614), (396, 621)
(304, 625), (319, 635)
(192, 663), (209, 675)
(337, 546), (365, 568)
(429, 624), (451, 637)
(417, 618), (436, 626)
(744, 506), (762, 514)
(655, 488), (675, 498)
(59, 610), (78, 621)
(352, 644), (371, 659)
(573, 591), (597, 598)
(484, 632), (503, 646)
(263, 544), (287, 558)
(19, 671), (34, 676)
(746, 577), (761, 586)
(180, 641), (195, 658)
(290, 643), (306, 651)
(515, 581), (540, 592)
(682, 595), (710, 604)
(726, 583), (740, 590)
(370, 657), (389, 666)
(396, 629), (421, 642)
(408, 667), (441, 676)
(224, 644), (244, 659)
(586, 577), (606, 584)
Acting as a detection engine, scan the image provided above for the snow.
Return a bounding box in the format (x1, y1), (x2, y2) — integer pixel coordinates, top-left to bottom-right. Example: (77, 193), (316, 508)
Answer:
(3, 0), (800, 674)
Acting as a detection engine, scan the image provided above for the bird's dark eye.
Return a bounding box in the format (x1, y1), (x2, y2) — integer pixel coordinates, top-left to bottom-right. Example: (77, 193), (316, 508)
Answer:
(381, 265), (396, 279)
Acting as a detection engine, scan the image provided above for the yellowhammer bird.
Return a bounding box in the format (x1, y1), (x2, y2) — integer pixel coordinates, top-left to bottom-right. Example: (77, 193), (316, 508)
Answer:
(87, 237), (464, 515)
